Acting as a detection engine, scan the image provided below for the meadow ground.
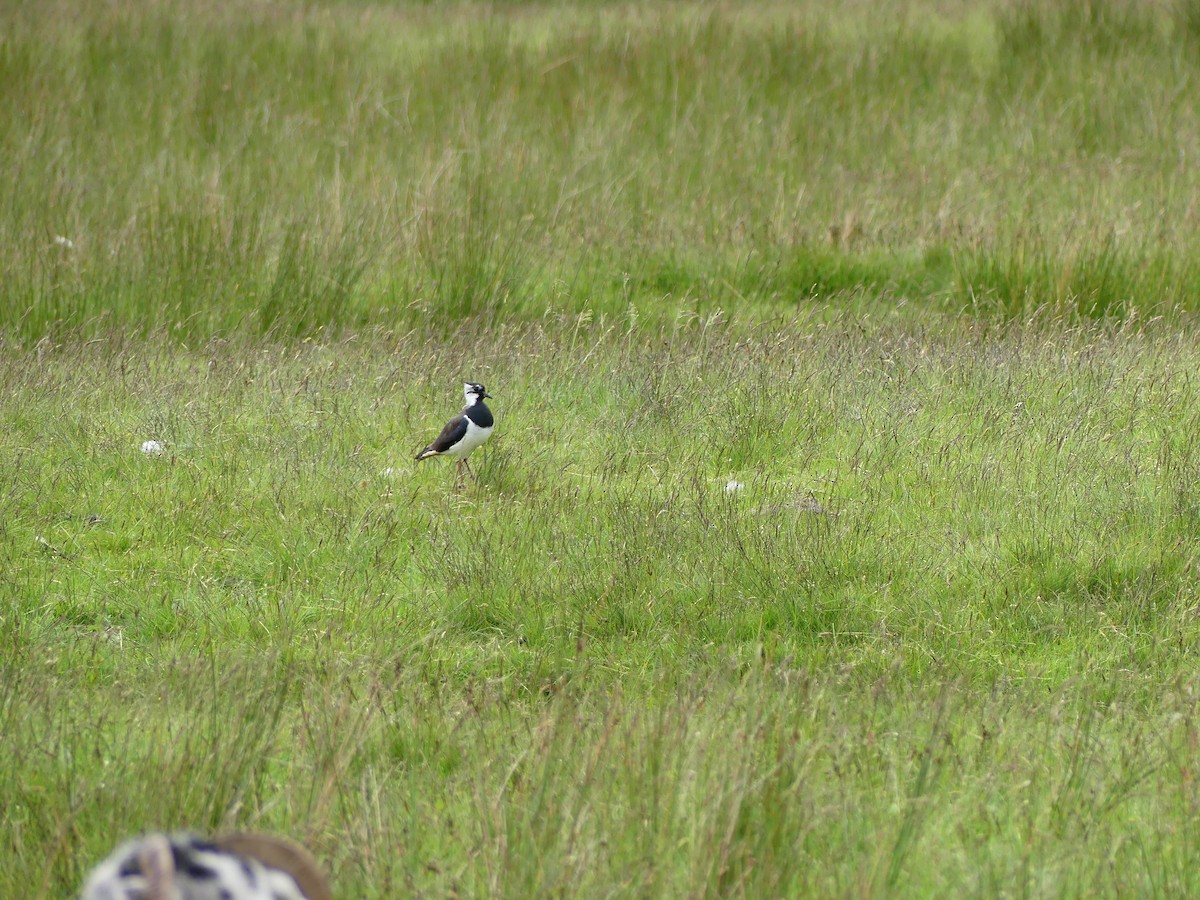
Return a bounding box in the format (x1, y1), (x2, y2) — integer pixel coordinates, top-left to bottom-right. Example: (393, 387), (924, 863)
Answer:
(6, 0), (1200, 896)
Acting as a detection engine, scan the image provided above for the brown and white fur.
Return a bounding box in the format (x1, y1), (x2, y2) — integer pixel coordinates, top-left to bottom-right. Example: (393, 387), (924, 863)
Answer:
(80, 832), (330, 900)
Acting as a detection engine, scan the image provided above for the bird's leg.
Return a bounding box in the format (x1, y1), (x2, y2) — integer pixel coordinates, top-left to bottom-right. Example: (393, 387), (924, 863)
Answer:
(463, 458), (476, 481)
(455, 459), (465, 489)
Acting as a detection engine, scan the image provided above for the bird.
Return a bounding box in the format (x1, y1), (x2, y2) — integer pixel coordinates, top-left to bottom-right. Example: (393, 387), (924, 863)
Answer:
(80, 831), (331, 900)
(415, 382), (495, 485)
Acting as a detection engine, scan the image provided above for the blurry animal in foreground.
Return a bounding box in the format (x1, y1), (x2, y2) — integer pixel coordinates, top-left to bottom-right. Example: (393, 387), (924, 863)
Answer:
(80, 832), (330, 900)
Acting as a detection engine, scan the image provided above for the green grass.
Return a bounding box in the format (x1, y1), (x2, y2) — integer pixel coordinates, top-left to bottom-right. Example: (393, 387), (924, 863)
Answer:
(7, 0), (1200, 896)
(7, 317), (1200, 895)
(7, 0), (1200, 337)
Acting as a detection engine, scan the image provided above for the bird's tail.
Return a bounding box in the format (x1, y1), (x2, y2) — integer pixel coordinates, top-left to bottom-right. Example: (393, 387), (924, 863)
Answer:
(415, 447), (438, 461)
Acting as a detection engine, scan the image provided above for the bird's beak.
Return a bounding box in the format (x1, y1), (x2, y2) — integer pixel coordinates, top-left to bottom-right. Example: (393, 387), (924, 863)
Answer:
(482, 391), (493, 399)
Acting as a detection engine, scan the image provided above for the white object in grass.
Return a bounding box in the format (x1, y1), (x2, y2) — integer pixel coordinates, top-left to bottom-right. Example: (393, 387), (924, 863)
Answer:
(140, 440), (165, 456)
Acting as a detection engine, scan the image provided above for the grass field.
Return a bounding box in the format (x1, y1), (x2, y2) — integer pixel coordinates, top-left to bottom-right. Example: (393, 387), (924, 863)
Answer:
(6, 0), (1200, 896)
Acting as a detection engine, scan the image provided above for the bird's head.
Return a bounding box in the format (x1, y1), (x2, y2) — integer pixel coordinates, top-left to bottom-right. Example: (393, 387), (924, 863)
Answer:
(463, 382), (492, 403)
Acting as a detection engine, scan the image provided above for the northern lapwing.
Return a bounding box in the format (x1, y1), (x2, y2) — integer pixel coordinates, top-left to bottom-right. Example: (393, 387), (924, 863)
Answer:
(415, 382), (495, 485)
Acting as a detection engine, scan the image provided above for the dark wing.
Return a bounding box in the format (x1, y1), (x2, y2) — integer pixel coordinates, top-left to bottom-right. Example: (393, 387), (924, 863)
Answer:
(416, 413), (468, 459)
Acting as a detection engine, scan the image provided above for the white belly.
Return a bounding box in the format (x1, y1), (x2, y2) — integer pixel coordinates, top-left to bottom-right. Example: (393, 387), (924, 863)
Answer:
(446, 419), (493, 458)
